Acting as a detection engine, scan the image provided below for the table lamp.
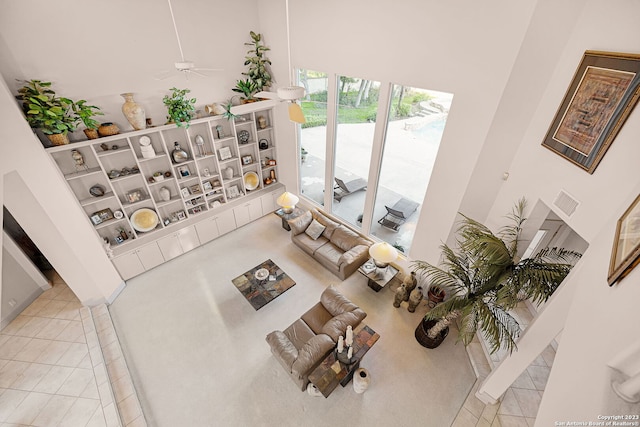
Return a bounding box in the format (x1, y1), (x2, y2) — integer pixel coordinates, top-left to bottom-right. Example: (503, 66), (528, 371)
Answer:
(369, 242), (398, 269)
(276, 192), (299, 214)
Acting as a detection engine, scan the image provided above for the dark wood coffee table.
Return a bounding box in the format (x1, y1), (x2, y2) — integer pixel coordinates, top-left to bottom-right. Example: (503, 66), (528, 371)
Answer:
(308, 324), (379, 398)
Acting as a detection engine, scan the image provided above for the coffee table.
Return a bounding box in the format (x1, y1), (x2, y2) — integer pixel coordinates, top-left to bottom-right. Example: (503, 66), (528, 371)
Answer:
(358, 258), (399, 292)
(308, 324), (379, 398)
(231, 259), (295, 310)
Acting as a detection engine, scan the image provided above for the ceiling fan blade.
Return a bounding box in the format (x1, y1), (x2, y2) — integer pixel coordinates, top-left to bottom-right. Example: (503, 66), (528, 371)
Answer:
(254, 91), (280, 100)
(190, 70), (209, 78)
(194, 67), (223, 72)
(153, 70), (176, 80)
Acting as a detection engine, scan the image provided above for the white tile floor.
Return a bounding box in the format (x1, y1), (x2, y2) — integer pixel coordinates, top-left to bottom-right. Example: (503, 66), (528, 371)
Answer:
(0, 272), (108, 427)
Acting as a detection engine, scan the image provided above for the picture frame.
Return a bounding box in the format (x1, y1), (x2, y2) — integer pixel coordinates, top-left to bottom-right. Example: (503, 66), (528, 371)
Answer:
(90, 208), (114, 225)
(125, 188), (144, 204)
(180, 187), (191, 198)
(177, 210), (187, 220)
(189, 184), (202, 194)
(177, 165), (191, 178)
(227, 185), (240, 199)
(242, 155), (253, 165)
(542, 51), (640, 174)
(267, 159), (277, 166)
(608, 193), (640, 286)
(218, 146), (232, 161)
(202, 181), (213, 191)
(211, 179), (221, 188)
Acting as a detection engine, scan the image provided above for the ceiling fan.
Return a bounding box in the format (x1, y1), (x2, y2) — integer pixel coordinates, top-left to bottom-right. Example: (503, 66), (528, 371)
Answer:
(154, 0), (222, 80)
(253, 0), (306, 124)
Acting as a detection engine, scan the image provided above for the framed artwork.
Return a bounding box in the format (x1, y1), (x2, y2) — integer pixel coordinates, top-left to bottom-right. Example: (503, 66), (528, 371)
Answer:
(203, 181), (213, 191)
(242, 155), (253, 165)
(180, 187), (191, 198)
(177, 165), (191, 178)
(189, 184), (202, 194)
(177, 210), (187, 220)
(218, 146), (232, 161)
(125, 188), (144, 204)
(227, 185), (241, 199)
(542, 51), (640, 174)
(90, 208), (114, 225)
(608, 193), (640, 286)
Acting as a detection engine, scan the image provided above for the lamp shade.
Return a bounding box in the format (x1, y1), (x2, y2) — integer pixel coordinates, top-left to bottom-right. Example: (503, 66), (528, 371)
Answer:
(288, 103), (306, 124)
(369, 242), (398, 265)
(276, 192), (299, 213)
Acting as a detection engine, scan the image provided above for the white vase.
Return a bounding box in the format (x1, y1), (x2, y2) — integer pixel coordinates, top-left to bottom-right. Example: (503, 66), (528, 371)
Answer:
(353, 368), (370, 393)
(159, 187), (171, 202)
(224, 167), (234, 180)
(121, 93), (146, 130)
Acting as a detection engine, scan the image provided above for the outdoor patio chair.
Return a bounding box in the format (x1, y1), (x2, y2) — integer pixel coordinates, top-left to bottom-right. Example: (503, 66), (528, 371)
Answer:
(333, 177), (367, 202)
(378, 197), (419, 231)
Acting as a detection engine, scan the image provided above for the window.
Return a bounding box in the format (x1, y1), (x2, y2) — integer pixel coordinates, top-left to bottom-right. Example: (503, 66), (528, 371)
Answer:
(299, 72), (453, 254)
(298, 70), (328, 206)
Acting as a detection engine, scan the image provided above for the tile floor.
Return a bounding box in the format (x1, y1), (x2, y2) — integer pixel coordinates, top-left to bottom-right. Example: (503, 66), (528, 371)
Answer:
(0, 272), (110, 427)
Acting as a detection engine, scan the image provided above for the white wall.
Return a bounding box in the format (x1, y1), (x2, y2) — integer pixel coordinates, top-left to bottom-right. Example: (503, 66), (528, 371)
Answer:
(1, 243), (44, 329)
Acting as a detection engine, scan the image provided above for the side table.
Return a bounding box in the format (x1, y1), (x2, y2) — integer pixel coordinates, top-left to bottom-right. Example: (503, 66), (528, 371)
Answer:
(308, 324), (380, 398)
(358, 258), (399, 292)
(274, 207), (305, 231)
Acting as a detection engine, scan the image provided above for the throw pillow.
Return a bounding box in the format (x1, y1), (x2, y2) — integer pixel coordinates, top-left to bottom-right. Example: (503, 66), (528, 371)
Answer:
(289, 210), (313, 235)
(305, 219), (326, 240)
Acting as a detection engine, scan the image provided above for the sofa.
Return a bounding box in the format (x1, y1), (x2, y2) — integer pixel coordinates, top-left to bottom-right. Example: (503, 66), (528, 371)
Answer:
(287, 209), (372, 280)
(265, 285), (367, 390)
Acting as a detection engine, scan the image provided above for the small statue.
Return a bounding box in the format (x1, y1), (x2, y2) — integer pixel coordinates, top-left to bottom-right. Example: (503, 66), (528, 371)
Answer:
(71, 149), (88, 172)
(393, 284), (407, 308)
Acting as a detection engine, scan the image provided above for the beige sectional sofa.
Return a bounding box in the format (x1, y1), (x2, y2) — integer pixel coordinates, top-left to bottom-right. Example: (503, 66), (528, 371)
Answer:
(265, 285), (366, 390)
(287, 209), (372, 280)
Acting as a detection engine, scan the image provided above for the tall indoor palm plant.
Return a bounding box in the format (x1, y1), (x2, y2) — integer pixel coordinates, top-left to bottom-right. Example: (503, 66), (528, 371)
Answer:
(413, 198), (581, 354)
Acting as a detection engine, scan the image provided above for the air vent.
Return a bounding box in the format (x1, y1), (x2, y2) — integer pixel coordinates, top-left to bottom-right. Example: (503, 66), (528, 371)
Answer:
(553, 190), (580, 217)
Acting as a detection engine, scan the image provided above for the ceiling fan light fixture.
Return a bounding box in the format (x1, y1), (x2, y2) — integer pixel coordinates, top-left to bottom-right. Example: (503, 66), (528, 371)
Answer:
(288, 102), (306, 124)
(175, 61), (195, 71)
(277, 86), (305, 100)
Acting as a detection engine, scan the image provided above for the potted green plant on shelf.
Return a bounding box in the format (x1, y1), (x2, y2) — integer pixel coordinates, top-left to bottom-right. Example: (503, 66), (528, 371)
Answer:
(72, 100), (104, 140)
(243, 31), (272, 93)
(222, 99), (237, 121)
(163, 87), (196, 128)
(232, 79), (258, 103)
(412, 198), (581, 353)
(16, 79), (78, 146)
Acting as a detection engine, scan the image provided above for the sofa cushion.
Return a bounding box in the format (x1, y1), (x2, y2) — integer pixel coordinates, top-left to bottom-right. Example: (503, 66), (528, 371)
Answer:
(338, 244), (369, 266)
(290, 334), (335, 379)
(304, 219), (326, 240)
(292, 233), (329, 255)
(314, 242), (343, 266)
(301, 302), (334, 335)
(313, 210), (341, 240)
(288, 210), (313, 235)
(320, 285), (360, 317)
(266, 331), (298, 371)
(330, 226), (362, 252)
(283, 319), (317, 350)
(321, 311), (367, 342)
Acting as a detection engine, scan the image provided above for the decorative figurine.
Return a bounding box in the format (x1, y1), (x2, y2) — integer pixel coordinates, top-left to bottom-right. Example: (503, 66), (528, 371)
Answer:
(172, 141), (189, 163)
(71, 149), (88, 172)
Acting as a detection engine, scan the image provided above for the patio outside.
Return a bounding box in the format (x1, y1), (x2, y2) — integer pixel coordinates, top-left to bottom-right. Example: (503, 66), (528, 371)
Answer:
(299, 76), (452, 254)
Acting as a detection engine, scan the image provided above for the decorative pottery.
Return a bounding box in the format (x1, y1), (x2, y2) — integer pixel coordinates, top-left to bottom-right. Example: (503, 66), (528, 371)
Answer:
(257, 115), (267, 129)
(130, 208), (159, 232)
(427, 285), (446, 308)
(243, 171), (259, 191)
(89, 185), (106, 197)
(407, 286), (423, 313)
(223, 167), (234, 180)
(415, 318), (449, 349)
(98, 122), (119, 137)
(84, 129), (99, 140)
(121, 93), (146, 130)
(237, 130), (250, 144)
(403, 271), (418, 301)
(47, 132), (69, 146)
(172, 142), (189, 163)
(159, 186), (171, 202)
(393, 284), (407, 308)
(353, 368), (370, 394)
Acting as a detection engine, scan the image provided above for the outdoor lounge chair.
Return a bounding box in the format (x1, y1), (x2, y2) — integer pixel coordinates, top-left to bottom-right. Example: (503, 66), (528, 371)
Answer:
(333, 177), (367, 202)
(378, 197), (419, 231)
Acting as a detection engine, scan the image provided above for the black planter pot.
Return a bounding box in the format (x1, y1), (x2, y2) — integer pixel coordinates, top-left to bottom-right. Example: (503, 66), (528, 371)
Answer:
(415, 318), (449, 349)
